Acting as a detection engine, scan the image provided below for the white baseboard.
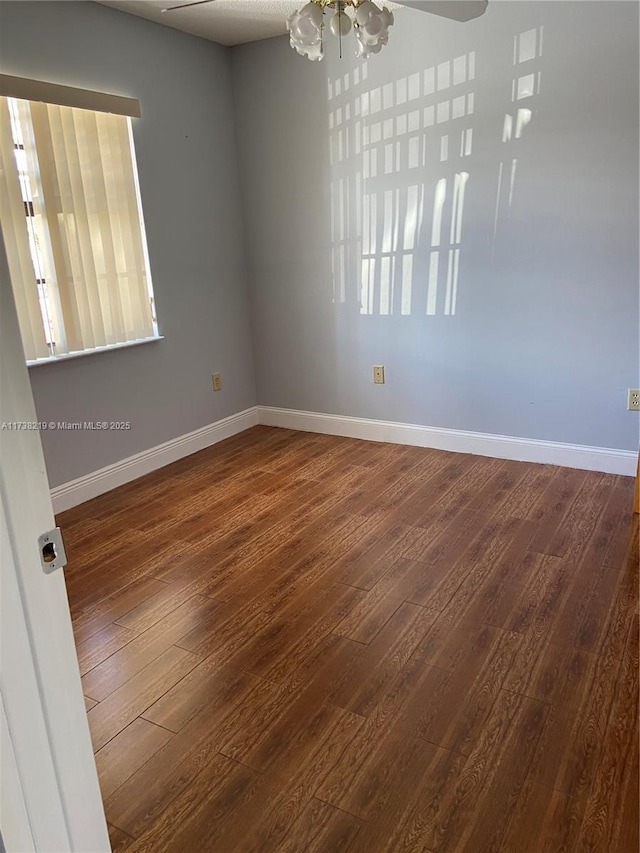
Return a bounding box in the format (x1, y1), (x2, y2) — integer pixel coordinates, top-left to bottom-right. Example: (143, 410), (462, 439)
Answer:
(51, 403), (636, 512)
(257, 406), (637, 476)
(51, 407), (259, 513)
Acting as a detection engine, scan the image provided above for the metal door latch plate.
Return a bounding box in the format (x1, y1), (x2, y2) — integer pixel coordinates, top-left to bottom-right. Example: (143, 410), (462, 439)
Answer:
(38, 527), (67, 574)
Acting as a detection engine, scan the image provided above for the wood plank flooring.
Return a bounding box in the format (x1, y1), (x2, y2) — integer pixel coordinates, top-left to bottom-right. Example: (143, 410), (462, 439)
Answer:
(57, 426), (639, 852)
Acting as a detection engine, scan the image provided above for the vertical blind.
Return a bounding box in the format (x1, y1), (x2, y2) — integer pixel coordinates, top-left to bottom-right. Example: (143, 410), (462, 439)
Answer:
(0, 92), (155, 362)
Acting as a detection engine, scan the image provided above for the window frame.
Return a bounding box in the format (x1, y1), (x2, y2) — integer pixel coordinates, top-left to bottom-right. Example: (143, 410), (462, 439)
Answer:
(0, 74), (162, 366)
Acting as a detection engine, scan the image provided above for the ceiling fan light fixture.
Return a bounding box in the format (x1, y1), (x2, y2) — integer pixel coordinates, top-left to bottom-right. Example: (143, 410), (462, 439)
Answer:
(287, 0), (394, 62)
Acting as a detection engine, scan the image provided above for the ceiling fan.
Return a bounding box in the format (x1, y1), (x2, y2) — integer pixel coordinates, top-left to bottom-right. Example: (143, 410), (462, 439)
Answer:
(161, 0), (488, 61)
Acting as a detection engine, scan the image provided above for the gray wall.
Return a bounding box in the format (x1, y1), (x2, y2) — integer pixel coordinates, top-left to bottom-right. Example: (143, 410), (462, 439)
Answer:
(0, 1), (256, 487)
(1, 0), (638, 493)
(232, 1), (639, 450)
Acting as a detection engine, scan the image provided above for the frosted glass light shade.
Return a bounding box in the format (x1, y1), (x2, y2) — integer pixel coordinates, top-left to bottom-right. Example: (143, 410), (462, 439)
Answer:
(355, 0), (375, 25)
(287, 2), (325, 60)
(329, 9), (352, 36)
(354, 1), (394, 57)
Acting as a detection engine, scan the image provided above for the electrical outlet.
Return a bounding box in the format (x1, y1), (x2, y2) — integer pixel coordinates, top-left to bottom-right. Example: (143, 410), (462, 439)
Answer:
(628, 388), (640, 411)
(373, 365), (385, 384)
(212, 373), (222, 392)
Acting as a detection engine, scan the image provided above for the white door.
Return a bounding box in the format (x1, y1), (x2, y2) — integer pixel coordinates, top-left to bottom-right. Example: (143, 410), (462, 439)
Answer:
(0, 232), (110, 851)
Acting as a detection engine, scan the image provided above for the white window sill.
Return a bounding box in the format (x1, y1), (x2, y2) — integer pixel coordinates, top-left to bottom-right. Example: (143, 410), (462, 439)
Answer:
(26, 335), (164, 368)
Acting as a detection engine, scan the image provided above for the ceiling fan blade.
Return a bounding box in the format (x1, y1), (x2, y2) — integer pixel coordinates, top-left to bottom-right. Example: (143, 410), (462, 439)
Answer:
(395, 0), (488, 22)
(162, 0), (217, 12)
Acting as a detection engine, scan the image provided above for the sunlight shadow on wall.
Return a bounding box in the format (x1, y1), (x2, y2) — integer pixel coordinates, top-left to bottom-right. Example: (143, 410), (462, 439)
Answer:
(492, 26), (543, 249)
(328, 21), (546, 318)
(328, 49), (476, 317)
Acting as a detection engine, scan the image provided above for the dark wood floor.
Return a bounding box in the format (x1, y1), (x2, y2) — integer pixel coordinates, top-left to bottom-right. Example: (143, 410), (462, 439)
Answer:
(58, 426), (639, 852)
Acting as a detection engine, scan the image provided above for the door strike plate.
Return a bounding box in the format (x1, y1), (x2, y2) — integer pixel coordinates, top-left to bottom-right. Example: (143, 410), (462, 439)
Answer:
(38, 527), (67, 574)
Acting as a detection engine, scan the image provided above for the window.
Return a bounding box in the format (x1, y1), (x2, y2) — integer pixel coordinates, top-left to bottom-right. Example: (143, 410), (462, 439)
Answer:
(0, 75), (158, 364)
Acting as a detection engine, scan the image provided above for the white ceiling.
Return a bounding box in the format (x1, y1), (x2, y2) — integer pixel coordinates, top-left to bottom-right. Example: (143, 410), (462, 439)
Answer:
(94, 0), (487, 48)
(96, 0), (311, 47)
